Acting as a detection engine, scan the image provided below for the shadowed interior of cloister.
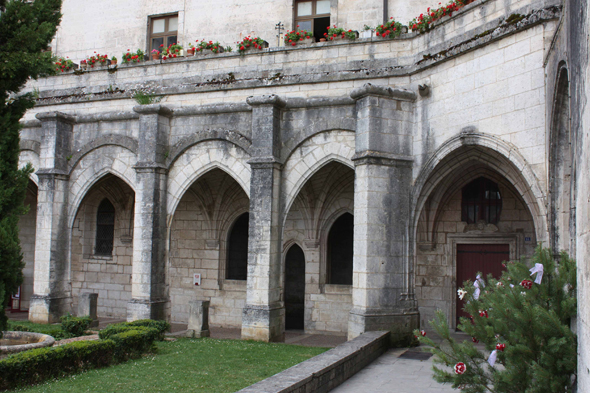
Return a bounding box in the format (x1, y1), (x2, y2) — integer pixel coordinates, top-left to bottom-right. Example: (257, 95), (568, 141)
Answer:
(70, 174), (135, 318)
(413, 143), (539, 328)
(282, 160), (355, 335)
(168, 168), (250, 327)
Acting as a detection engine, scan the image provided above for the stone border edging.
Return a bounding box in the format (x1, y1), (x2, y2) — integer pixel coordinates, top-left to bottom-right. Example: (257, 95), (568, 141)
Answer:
(237, 331), (389, 393)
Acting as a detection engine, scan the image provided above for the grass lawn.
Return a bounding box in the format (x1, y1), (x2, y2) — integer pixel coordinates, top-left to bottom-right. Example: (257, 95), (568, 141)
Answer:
(13, 338), (329, 393)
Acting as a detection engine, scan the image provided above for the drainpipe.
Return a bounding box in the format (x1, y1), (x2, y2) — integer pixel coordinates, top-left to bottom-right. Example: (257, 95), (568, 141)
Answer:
(383, 0), (388, 23)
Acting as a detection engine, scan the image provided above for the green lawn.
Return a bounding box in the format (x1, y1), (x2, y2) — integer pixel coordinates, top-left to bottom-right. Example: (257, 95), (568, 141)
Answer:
(13, 338), (329, 393)
(7, 320), (65, 339)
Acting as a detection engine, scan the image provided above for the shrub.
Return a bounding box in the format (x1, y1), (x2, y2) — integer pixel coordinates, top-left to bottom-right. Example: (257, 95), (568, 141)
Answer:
(109, 327), (159, 361)
(0, 340), (115, 390)
(416, 247), (577, 393)
(99, 319), (170, 341)
(0, 324), (161, 390)
(60, 313), (92, 337)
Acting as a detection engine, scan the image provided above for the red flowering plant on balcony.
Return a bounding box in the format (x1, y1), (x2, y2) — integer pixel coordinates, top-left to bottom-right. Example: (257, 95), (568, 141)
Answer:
(122, 48), (144, 63)
(196, 40), (223, 54)
(284, 26), (313, 46)
(162, 43), (182, 60)
(237, 36), (267, 54)
(86, 52), (109, 68)
(54, 57), (74, 72)
(409, 0), (468, 33)
(323, 25), (357, 41)
(375, 17), (405, 39)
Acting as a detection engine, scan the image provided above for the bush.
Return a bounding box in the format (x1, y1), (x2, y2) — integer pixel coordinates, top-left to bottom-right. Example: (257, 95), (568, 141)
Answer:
(110, 327), (159, 361)
(60, 313), (92, 337)
(0, 325), (160, 390)
(99, 319), (170, 341)
(416, 247), (577, 393)
(0, 340), (115, 390)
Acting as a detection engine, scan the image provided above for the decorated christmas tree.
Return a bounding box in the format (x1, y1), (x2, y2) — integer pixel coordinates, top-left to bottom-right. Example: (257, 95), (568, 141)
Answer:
(416, 247), (577, 393)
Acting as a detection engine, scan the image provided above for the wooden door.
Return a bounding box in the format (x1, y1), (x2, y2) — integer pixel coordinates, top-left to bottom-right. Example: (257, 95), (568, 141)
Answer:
(456, 244), (509, 325)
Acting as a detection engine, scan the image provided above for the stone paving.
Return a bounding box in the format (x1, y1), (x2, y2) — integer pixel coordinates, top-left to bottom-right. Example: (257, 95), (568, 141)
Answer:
(331, 347), (457, 393)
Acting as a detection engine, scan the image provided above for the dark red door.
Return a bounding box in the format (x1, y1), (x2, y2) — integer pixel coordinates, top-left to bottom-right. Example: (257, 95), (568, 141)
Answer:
(456, 244), (509, 325)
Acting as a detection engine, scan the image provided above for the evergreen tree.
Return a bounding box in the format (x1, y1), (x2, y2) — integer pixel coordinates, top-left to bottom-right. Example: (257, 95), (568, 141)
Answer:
(416, 247), (577, 393)
(0, 0), (62, 333)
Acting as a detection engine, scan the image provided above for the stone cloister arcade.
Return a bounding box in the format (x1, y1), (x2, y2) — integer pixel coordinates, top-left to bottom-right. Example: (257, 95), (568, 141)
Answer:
(17, 85), (546, 343)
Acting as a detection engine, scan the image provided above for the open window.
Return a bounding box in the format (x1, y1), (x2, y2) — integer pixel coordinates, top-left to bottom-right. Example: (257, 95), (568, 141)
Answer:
(461, 177), (502, 225)
(95, 198), (115, 256)
(294, 0), (331, 42)
(149, 14), (178, 54)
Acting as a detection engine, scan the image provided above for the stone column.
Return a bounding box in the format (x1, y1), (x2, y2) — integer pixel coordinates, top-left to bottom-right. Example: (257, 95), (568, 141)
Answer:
(348, 84), (419, 346)
(241, 95), (285, 342)
(29, 112), (75, 323)
(127, 105), (170, 321)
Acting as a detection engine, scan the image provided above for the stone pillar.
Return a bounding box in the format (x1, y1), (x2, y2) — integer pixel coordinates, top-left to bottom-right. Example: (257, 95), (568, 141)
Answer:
(29, 112), (74, 323)
(186, 300), (210, 338)
(241, 95), (285, 342)
(127, 105), (170, 321)
(78, 293), (99, 327)
(348, 84), (419, 346)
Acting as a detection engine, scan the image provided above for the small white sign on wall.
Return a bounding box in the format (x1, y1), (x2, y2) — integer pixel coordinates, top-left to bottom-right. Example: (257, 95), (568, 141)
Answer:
(193, 273), (201, 287)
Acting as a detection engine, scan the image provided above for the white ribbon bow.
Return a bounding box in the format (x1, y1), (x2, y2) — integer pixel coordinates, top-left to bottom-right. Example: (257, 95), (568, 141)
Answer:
(529, 263), (544, 284)
(488, 349), (497, 367)
(473, 275), (485, 300)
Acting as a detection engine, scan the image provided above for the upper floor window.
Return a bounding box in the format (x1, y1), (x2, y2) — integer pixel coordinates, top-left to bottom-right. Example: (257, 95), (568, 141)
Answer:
(95, 198), (115, 255)
(327, 213), (353, 285)
(295, 0), (330, 42)
(461, 177), (502, 225)
(149, 14), (178, 54)
(227, 213), (249, 281)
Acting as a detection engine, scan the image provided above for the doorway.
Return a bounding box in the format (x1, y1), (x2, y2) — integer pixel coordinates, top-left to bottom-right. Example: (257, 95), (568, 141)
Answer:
(285, 245), (305, 330)
(456, 243), (509, 325)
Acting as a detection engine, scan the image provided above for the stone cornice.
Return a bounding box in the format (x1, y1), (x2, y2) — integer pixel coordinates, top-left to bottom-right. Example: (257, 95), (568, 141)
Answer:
(350, 83), (416, 101)
(246, 94), (286, 108)
(133, 104), (173, 117)
(35, 111), (75, 124)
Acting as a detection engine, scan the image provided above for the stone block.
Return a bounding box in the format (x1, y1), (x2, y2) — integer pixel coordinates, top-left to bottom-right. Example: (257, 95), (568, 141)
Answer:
(186, 300), (210, 338)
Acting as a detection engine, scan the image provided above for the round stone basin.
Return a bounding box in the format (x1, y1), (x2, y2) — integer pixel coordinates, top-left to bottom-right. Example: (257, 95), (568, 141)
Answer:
(0, 331), (55, 355)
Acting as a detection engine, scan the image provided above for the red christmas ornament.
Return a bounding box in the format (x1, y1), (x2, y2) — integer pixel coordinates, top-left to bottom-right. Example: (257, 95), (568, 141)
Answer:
(420, 330), (426, 337)
(454, 362), (466, 374)
(496, 343), (506, 351)
(520, 279), (533, 289)
(472, 337), (479, 343)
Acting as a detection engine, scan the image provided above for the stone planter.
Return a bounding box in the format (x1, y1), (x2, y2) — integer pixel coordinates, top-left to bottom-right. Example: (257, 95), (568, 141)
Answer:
(360, 30), (373, 39)
(187, 48), (195, 56)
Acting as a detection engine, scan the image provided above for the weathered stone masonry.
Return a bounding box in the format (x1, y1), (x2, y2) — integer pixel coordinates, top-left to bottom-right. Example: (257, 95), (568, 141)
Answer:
(17, 0), (569, 345)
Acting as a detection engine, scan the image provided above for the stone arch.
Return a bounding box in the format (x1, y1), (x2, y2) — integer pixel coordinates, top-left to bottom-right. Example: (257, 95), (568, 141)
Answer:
(167, 140), (251, 217)
(19, 150), (40, 186)
(412, 130), (547, 245)
(67, 135), (138, 174)
(167, 166), (250, 326)
(282, 153), (354, 335)
(548, 64), (573, 254)
(281, 130), (355, 223)
(69, 172), (135, 318)
(411, 130), (544, 328)
(166, 130), (252, 168)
